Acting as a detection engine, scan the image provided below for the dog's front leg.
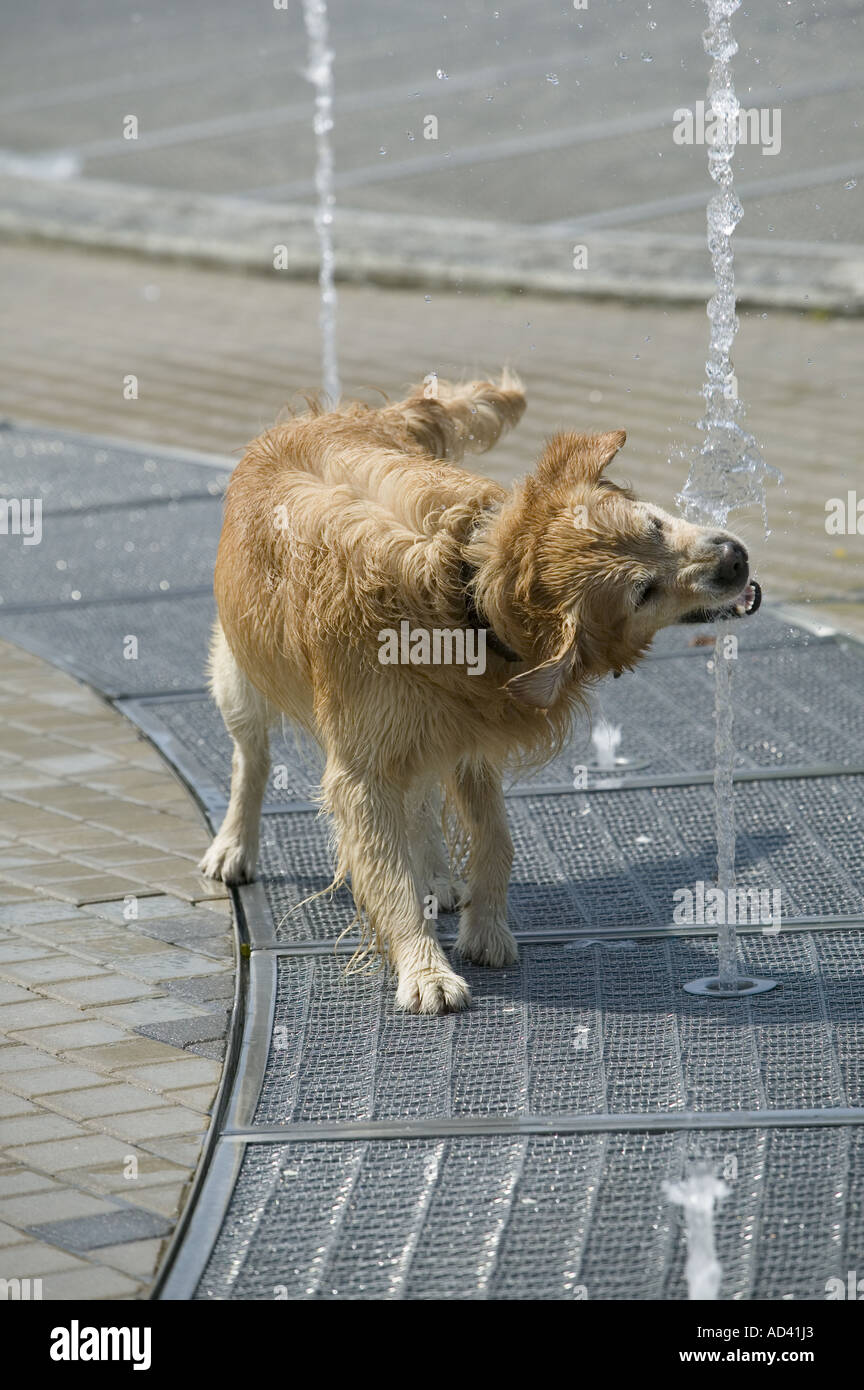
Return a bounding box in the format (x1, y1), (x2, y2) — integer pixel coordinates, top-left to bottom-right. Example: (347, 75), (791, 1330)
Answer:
(450, 761), (518, 967)
(323, 763), (471, 1014)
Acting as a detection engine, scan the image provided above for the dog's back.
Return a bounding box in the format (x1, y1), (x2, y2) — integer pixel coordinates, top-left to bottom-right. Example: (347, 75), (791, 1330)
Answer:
(211, 376), (526, 727)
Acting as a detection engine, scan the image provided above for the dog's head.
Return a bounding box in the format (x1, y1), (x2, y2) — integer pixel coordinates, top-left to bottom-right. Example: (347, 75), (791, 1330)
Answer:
(501, 430), (761, 708)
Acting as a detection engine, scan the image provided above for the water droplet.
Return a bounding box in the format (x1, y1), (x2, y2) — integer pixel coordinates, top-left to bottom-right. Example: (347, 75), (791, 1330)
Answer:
(640, 51), (653, 62)
(378, 147), (387, 156)
(436, 68), (448, 80)
(424, 295), (431, 302)
(844, 179), (857, 190)
(546, 73), (559, 85)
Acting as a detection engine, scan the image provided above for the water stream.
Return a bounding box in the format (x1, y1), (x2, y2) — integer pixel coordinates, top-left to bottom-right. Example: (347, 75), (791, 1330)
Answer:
(302, 0), (340, 405)
(676, 0), (781, 993)
(664, 1173), (729, 1300)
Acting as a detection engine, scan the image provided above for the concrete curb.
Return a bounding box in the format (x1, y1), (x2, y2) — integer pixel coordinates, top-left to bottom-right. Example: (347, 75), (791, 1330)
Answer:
(1, 173), (863, 313)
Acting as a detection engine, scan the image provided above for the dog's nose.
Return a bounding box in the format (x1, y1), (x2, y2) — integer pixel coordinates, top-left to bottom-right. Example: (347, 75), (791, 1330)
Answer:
(713, 537), (749, 587)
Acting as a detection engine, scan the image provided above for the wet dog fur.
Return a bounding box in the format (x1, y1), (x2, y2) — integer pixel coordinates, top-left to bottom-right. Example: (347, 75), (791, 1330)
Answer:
(200, 373), (758, 1013)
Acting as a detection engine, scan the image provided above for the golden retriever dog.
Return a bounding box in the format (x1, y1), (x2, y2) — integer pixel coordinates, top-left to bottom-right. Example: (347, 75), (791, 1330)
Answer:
(200, 373), (760, 1013)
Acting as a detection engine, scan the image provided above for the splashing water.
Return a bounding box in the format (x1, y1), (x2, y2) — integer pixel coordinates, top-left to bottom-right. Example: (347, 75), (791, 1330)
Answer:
(591, 720), (622, 771)
(674, 1), (782, 991)
(664, 1172), (729, 1300)
(302, 0), (340, 405)
(677, 1), (780, 532)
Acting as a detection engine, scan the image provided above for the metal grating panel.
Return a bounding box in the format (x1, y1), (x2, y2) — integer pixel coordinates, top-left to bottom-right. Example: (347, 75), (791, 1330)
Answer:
(251, 933), (864, 1126)
(0, 497), (222, 607)
(0, 594), (216, 696)
(113, 631), (864, 813)
(529, 638), (864, 788)
(0, 424), (229, 510)
(257, 777), (864, 943)
(194, 1126), (864, 1300)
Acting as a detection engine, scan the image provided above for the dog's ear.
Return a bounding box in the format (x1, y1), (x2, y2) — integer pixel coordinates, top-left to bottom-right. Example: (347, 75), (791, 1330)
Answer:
(534, 430), (626, 490)
(504, 626), (582, 708)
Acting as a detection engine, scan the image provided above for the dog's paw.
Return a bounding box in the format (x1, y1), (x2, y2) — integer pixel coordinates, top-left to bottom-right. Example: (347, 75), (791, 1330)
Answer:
(428, 874), (470, 914)
(395, 964), (471, 1015)
(198, 836), (257, 885)
(455, 912), (519, 968)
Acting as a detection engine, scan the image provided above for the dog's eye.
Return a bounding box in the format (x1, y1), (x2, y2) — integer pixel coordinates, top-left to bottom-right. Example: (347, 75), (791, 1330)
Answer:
(634, 580), (658, 608)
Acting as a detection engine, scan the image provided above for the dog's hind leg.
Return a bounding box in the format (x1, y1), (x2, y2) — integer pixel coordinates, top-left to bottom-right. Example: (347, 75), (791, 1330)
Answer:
(406, 785), (468, 915)
(449, 759), (518, 968)
(199, 624), (271, 885)
(324, 761), (470, 1014)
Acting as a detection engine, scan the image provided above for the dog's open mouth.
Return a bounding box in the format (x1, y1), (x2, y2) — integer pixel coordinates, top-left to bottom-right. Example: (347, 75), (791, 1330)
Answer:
(679, 578), (762, 624)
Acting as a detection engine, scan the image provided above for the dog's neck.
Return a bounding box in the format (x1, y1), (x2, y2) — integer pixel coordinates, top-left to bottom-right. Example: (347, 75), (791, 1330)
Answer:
(461, 503), (627, 682)
(458, 557), (522, 663)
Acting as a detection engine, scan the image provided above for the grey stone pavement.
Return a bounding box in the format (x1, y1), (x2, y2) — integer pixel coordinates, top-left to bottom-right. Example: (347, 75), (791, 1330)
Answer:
(0, 639), (232, 1299)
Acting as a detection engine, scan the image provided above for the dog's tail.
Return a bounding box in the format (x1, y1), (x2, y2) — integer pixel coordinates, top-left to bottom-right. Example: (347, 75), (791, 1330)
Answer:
(382, 369), (526, 461)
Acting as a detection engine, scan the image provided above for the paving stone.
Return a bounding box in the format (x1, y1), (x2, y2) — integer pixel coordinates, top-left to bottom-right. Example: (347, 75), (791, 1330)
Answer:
(41, 975), (161, 1007)
(157, 877), (230, 903)
(112, 951), (226, 982)
(0, 999), (81, 1030)
(0, 1171), (58, 1199)
(11, 1020), (128, 1050)
(29, 1206), (172, 1252)
(0, 1044), (57, 1072)
(168, 1085), (216, 1113)
(0, 901), (93, 926)
(61, 1155), (188, 1194)
(123, 1180), (189, 1220)
(0, 1240), (87, 1277)
(0, 1090), (38, 1117)
(118, 1058), (221, 1091)
(0, 1189), (117, 1226)
(94, 998), (212, 1027)
(0, 1114), (86, 1146)
(164, 975), (234, 1005)
(98, 1105), (207, 1141)
(63, 1037), (186, 1070)
(5, 1134), (138, 1172)
(0, 982), (35, 1004)
(135, 1011), (228, 1047)
(8, 862), (112, 885)
(2, 1064), (112, 1097)
(135, 909), (231, 940)
(0, 1221), (27, 1246)
(96, 1237), (165, 1279)
(49, 1084), (170, 1120)
(185, 1040), (225, 1061)
(0, 942), (57, 963)
(87, 895), (202, 924)
(0, 957), (106, 986)
(41, 1265), (141, 1300)
(30, 753), (119, 776)
(53, 877), (165, 906)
